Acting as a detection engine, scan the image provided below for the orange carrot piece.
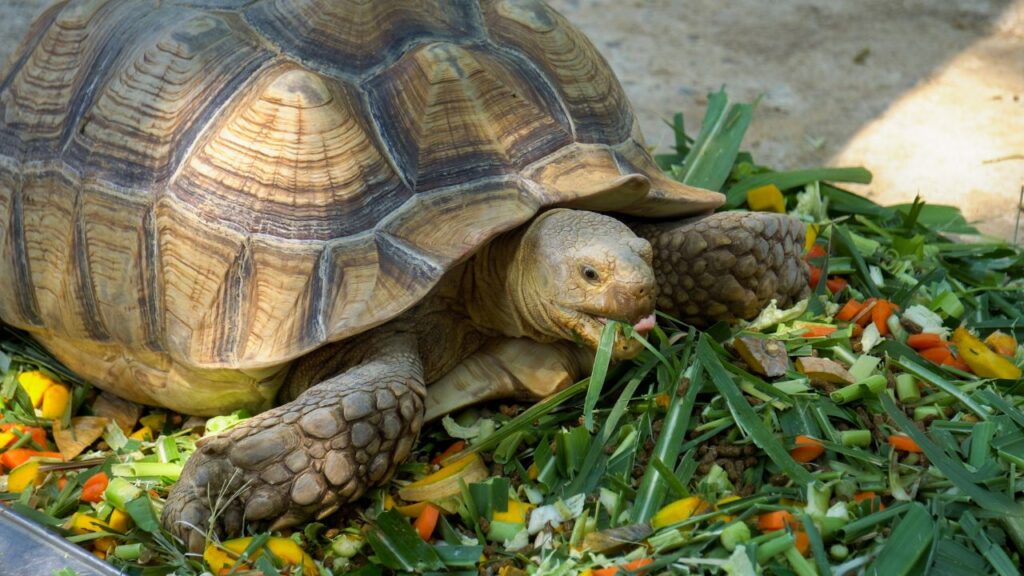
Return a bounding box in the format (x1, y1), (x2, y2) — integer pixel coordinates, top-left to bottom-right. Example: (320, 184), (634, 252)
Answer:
(907, 333), (944, 350)
(872, 299), (893, 336)
(81, 472), (109, 503)
(57, 476), (68, 491)
(920, 347), (952, 365)
(853, 491), (886, 512)
(414, 503), (441, 541)
(789, 435), (825, 462)
(947, 354), (972, 373)
(593, 558), (655, 576)
(802, 325), (838, 338)
(853, 298), (878, 327)
(805, 245), (827, 260)
(888, 435), (923, 453)
(794, 530), (811, 556)
(430, 441), (466, 466)
(757, 510), (796, 532)
(0, 449), (62, 470)
(808, 266), (823, 289)
(835, 299), (864, 322)
(0, 424), (47, 449)
(826, 277), (848, 294)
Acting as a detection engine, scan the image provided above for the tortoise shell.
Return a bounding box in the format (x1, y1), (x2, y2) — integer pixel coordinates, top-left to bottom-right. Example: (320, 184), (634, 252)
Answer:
(0, 0), (722, 400)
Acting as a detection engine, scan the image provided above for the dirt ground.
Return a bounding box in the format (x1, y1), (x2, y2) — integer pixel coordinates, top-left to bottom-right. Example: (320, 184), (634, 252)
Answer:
(2, 1), (1022, 239)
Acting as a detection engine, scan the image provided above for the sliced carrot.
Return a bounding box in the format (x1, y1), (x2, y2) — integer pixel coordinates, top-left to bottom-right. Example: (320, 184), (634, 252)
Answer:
(430, 441), (466, 466)
(805, 245), (827, 260)
(826, 277), (848, 294)
(835, 299), (864, 322)
(413, 503), (441, 541)
(919, 347), (952, 365)
(907, 333), (944, 351)
(0, 449), (62, 470)
(888, 435), (923, 453)
(81, 472), (109, 503)
(0, 424), (47, 449)
(852, 491), (886, 512)
(57, 476), (68, 491)
(851, 324), (864, 338)
(808, 266), (823, 289)
(593, 558), (655, 576)
(790, 435), (825, 462)
(794, 530), (811, 556)
(871, 299), (894, 336)
(757, 510), (796, 532)
(802, 325), (837, 338)
(947, 354), (972, 373)
(853, 298), (878, 327)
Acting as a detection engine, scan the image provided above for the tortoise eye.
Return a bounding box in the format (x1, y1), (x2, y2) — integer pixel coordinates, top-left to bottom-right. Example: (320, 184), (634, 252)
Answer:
(580, 265), (601, 284)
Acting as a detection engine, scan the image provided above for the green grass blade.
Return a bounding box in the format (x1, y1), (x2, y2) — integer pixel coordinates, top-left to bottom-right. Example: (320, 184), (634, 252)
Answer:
(697, 335), (814, 486)
(676, 89), (752, 191)
(880, 394), (1021, 514)
(725, 167), (872, 208)
(865, 502), (934, 576)
(584, 321), (618, 432)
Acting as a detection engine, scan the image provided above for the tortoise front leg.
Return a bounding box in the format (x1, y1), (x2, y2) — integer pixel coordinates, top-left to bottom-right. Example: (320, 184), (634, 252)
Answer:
(162, 333), (424, 553)
(424, 339), (593, 422)
(631, 212), (810, 326)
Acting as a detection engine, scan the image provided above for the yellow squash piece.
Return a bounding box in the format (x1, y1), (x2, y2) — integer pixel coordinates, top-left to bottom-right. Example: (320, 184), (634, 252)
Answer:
(805, 224), (820, 253)
(398, 453), (488, 502)
(40, 384), (70, 419)
(984, 331), (1018, 357)
(107, 509), (133, 533)
(493, 500), (535, 524)
(7, 460), (42, 493)
(715, 495), (742, 522)
(129, 426), (154, 441)
(0, 431), (16, 450)
(204, 537), (316, 576)
(138, 413), (166, 431)
(746, 184), (786, 213)
(651, 496), (712, 530)
(953, 327), (1022, 379)
(17, 371), (57, 407)
(65, 513), (113, 535)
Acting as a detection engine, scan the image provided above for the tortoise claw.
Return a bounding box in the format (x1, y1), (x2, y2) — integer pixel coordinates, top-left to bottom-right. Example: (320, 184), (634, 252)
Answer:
(160, 338), (425, 553)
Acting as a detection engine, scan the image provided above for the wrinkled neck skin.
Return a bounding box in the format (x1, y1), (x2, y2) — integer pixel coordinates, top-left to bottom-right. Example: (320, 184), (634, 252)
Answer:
(459, 229), (558, 343)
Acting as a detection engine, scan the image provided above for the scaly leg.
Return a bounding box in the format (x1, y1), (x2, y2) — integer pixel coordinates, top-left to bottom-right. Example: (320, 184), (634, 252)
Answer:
(632, 212), (809, 326)
(425, 338), (593, 421)
(162, 332), (425, 552)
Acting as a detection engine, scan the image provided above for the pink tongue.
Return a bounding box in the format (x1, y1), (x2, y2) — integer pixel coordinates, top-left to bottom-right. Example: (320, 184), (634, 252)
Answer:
(632, 314), (657, 334)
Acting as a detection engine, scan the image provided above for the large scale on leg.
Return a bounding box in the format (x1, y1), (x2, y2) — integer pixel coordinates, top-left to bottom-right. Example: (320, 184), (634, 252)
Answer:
(0, 0), (808, 549)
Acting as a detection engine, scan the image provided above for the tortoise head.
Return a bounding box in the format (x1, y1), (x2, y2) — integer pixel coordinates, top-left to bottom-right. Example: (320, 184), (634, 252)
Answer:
(514, 209), (656, 360)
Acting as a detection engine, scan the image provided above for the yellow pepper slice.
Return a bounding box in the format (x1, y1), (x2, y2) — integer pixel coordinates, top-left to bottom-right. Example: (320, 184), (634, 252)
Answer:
(746, 184), (785, 213)
(7, 460), (42, 492)
(953, 327), (1022, 379)
(17, 371), (57, 407)
(651, 496), (712, 530)
(398, 453), (488, 502)
(204, 536), (316, 576)
(40, 385), (70, 419)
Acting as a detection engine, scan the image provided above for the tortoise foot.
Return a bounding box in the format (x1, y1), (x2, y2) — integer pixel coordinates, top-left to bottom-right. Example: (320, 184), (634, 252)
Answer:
(162, 336), (425, 553)
(633, 212), (810, 326)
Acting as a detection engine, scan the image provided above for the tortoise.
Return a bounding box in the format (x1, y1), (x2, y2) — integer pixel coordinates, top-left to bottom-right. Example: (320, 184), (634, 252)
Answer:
(0, 0), (808, 551)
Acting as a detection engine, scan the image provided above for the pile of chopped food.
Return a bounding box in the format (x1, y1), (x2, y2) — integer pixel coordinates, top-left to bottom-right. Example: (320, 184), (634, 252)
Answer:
(2, 91), (1023, 576)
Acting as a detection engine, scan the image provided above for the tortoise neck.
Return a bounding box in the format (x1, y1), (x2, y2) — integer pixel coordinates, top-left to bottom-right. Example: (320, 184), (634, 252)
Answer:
(460, 227), (555, 342)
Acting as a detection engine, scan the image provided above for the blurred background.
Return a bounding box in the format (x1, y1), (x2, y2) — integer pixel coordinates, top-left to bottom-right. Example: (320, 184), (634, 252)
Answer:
(2, 0), (1022, 239)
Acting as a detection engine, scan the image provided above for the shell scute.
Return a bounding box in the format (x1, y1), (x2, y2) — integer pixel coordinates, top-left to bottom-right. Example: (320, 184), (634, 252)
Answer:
(367, 42), (571, 192)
